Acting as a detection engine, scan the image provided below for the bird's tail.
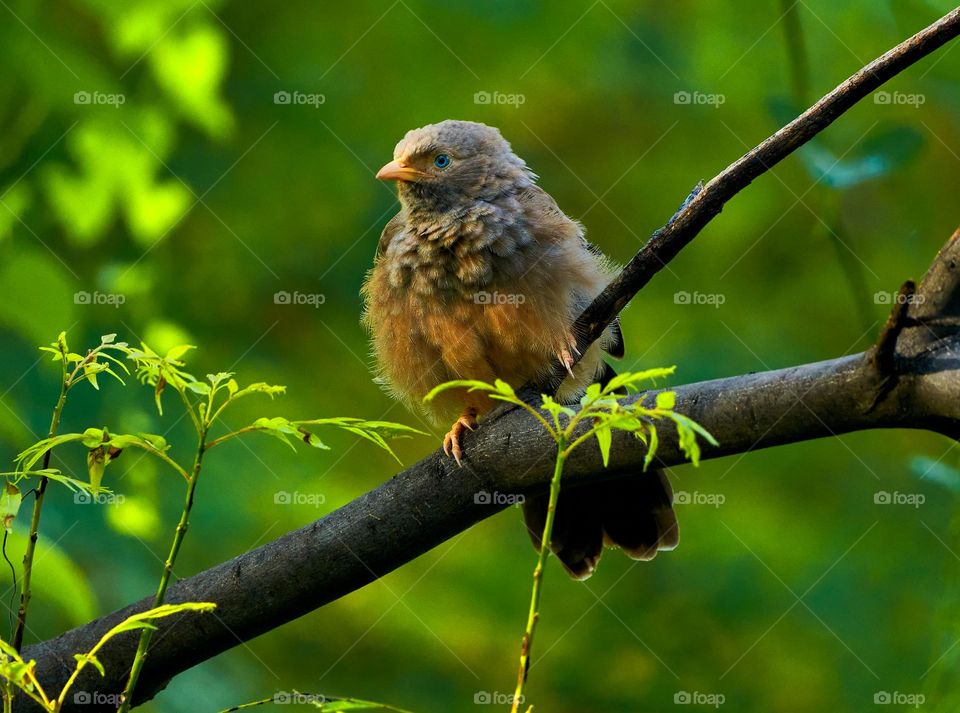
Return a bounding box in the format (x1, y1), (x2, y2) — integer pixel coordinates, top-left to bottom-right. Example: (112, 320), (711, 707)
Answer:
(521, 469), (678, 580)
(521, 360), (678, 579)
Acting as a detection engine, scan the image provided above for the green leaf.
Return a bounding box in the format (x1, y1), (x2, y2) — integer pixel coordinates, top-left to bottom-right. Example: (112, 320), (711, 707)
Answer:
(93, 602), (217, 652)
(164, 344), (196, 362)
(186, 381), (211, 395)
(603, 367), (677, 394)
(83, 361), (100, 390)
(643, 424), (659, 471)
(9, 468), (96, 494)
(0, 481), (21, 532)
(233, 382), (287, 400)
(423, 379), (504, 403)
(39, 346), (63, 362)
(298, 428), (330, 450)
(594, 426), (611, 467)
(73, 653), (105, 677)
(582, 383), (602, 402)
(86, 447), (106, 493)
(81, 427), (106, 448)
(655, 391), (676, 410)
(251, 416), (298, 451)
(15, 433), (93, 472)
(138, 433), (169, 451)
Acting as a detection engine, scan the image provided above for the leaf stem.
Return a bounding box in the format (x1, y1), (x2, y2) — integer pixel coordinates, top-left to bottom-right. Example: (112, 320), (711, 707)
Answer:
(511, 439), (566, 713)
(13, 361), (68, 652)
(117, 430), (207, 712)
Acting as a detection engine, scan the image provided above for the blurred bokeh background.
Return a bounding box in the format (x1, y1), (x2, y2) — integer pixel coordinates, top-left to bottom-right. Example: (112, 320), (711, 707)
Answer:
(1, 0), (959, 711)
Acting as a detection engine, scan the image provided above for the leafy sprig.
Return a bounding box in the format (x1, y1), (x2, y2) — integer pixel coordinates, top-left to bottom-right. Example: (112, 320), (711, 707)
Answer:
(427, 369), (717, 713)
(0, 602), (215, 712)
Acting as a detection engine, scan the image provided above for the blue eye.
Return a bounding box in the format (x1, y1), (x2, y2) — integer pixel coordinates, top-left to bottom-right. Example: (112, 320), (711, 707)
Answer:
(434, 154), (451, 169)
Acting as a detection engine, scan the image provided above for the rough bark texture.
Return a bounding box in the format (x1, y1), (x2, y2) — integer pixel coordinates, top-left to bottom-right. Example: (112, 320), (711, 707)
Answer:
(16, 7), (960, 711)
(21, 228), (960, 711)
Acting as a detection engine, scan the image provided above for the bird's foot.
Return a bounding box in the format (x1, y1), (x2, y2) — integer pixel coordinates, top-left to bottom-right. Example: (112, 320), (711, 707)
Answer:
(443, 411), (478, 467)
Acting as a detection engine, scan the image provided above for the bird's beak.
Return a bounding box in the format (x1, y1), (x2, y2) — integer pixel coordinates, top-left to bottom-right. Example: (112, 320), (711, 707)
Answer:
(376, 159), (428, 182)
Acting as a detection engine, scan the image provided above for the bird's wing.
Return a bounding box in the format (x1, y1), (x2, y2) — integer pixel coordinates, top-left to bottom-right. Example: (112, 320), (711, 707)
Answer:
(516, 184), (576, 244)
(518, 185), (625, 359)
(376, 211), (405, 259)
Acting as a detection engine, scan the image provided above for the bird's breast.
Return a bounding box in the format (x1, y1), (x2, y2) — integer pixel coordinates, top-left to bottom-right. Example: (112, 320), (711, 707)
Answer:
(381, 210), (537, 303)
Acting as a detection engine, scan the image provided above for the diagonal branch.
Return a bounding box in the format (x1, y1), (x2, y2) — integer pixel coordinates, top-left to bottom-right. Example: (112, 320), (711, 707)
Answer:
(566, 5), (960, 369)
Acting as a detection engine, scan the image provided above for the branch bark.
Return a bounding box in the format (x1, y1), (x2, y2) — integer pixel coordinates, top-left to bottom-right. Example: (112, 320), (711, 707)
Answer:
(18, 7), (960, 711)
(21, 226), (960, 711)
(568, 5), (960, 361)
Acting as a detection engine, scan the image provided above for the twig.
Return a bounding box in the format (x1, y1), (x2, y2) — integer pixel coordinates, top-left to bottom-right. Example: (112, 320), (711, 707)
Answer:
(116, 431), (208, 713)
(13, 362), (68, 652)
(511, 442), (565, 713)
(561, 7), (960, 382)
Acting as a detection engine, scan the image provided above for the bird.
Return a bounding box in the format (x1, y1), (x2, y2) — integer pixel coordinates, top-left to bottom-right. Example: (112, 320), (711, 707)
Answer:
(361, 119), (678, 579)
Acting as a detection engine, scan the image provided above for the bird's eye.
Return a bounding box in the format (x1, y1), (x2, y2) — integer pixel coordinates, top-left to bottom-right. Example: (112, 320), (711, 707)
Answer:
(434, 154), (451, 169)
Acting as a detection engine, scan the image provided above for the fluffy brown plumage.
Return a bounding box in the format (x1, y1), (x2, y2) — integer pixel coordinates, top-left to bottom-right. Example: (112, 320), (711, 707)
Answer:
(361, 120), (677, 578)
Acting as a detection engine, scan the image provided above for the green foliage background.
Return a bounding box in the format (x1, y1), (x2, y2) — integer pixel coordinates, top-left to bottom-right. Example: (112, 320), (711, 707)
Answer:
(0, 0), (959, 711)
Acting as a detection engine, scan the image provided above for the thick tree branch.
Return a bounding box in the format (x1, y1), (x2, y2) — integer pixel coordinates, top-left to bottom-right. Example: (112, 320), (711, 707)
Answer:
(18, 8), (960, 710)
(22, 226), (960, 711)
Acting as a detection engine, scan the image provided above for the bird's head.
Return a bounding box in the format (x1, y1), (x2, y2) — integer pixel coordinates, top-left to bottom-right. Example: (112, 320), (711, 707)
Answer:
(377, 120), (535, 214)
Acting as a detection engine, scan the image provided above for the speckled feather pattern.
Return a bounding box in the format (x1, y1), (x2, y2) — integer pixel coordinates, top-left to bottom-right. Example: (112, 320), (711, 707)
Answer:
(361, 121), (620, 424)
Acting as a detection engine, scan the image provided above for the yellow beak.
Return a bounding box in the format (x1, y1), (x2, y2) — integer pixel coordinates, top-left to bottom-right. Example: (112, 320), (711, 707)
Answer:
(376, 159), (429, 182)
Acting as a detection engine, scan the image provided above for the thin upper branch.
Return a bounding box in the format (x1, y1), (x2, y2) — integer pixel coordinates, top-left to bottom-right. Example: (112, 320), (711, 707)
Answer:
(564, 6), (960, 374)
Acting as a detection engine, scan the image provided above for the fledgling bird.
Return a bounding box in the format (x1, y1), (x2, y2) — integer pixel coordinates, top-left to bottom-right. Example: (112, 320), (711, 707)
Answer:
(361, 120), (677, 579)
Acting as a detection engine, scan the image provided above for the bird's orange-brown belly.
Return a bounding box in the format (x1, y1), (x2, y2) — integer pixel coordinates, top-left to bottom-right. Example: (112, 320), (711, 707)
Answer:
(416, 297), (560, 386)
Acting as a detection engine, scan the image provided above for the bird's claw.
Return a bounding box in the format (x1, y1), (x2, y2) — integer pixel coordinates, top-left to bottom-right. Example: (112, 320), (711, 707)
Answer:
(557, 332), (581, 377)
(557, 348), (576, 379)
(443, 412), (477, 467)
